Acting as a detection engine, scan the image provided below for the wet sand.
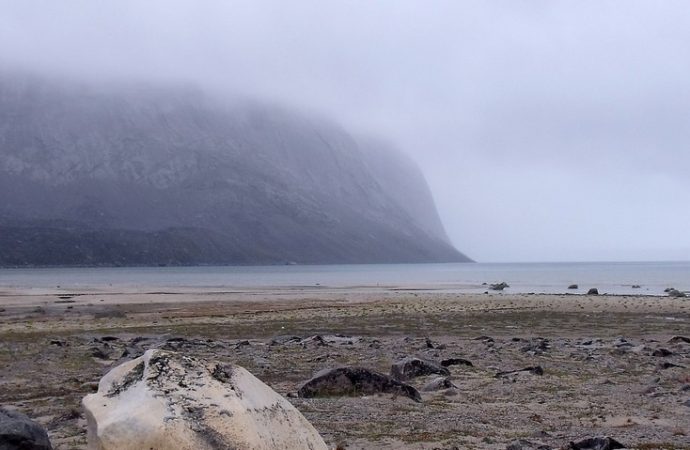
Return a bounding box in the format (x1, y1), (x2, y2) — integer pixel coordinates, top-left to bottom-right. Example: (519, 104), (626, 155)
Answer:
(1, 286), (689, 449)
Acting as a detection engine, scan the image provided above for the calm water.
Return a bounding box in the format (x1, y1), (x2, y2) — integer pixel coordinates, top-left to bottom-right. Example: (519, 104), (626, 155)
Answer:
(0, 262), (688, 296)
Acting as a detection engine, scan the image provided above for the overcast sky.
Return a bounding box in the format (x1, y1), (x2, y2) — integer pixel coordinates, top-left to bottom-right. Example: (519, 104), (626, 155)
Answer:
(1, 1), (689, 262)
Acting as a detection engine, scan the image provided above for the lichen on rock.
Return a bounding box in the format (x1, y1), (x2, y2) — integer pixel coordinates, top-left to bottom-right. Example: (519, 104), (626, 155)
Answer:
(82, 349), (328, 450)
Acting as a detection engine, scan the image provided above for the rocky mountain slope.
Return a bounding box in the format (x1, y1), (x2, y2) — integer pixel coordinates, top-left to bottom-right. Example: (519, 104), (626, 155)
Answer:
(0, 73), (471, 266)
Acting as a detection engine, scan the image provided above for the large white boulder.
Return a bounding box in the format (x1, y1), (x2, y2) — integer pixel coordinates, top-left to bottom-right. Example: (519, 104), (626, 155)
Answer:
(82, 349), (328, 450)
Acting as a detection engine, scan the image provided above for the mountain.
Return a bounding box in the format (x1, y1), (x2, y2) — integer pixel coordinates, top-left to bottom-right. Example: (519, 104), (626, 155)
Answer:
(0, 73), (471, 266)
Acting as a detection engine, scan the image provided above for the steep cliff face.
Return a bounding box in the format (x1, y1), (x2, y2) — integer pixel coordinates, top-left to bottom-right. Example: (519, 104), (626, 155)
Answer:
(0, 73), (471, 266)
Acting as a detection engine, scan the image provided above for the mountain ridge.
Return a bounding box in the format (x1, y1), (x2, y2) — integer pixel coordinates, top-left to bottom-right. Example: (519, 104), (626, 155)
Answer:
(0, 73), (472, 266)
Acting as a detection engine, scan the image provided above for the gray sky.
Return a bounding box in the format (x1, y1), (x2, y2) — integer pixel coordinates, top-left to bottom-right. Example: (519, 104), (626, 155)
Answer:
(2, 1), (689, 262)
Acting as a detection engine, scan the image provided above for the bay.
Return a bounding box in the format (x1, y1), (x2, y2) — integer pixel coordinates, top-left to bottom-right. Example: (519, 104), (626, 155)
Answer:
(0, 261), (688, 296)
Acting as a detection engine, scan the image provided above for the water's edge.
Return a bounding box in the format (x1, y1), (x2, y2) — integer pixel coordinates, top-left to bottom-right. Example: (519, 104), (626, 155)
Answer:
(0, 262), (688, 297)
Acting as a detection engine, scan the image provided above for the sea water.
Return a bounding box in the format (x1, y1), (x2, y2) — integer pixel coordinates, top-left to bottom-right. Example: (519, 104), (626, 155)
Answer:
(0, 261), (688, 296)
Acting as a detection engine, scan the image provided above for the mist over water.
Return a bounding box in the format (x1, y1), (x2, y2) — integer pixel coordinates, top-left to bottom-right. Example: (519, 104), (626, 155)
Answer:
(2, 1), (690, 262)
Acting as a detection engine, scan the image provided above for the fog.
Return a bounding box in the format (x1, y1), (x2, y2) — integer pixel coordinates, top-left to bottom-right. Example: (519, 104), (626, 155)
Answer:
(2, 1), (689, 262)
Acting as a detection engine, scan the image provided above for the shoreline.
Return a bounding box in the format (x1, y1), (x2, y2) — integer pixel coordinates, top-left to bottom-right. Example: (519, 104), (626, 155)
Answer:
(0, 283), (684, 301)
(2, 261), (688, 300)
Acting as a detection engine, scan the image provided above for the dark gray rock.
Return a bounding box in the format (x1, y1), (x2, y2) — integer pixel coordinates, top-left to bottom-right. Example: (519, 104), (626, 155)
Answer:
(89, 346), (111, 360)
(521, 338), (550, 355)
(301, 335), (328, 347)
(586, 288), (599, 295)
(440, 358), (473, 368)
(120, 346), (143, 359)
(659, 361), (685, 369)
(652, 348), (673, 357)
(0, 407), (52, 450)
(490, 282), (509, 291)
(669, 336), (690, 344)
(568, 284), (578, 290)
(421, 376), (456, 392)
(667, 289), (687, 298)
(270, 336), (302, 346)
(390, 357), (450, 381)
(613, 337), (633, 348)
(568, 437), (625, 450)
(160, 337), (193, 351)
(297, 367), (421, 402)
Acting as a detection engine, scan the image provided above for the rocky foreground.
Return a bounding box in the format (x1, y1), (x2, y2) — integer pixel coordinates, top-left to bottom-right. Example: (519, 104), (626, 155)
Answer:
(0, 289), (689, 449)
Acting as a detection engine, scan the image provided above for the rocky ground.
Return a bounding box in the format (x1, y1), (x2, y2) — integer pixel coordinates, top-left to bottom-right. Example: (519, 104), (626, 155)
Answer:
(1, 288), (689, 449)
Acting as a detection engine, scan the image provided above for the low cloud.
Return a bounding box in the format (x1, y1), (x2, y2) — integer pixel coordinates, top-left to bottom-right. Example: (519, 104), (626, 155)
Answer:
(2, 0), (689, 261)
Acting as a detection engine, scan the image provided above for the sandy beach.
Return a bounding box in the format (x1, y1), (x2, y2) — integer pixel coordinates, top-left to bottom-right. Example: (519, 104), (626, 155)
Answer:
(1, 286), (689, 449)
